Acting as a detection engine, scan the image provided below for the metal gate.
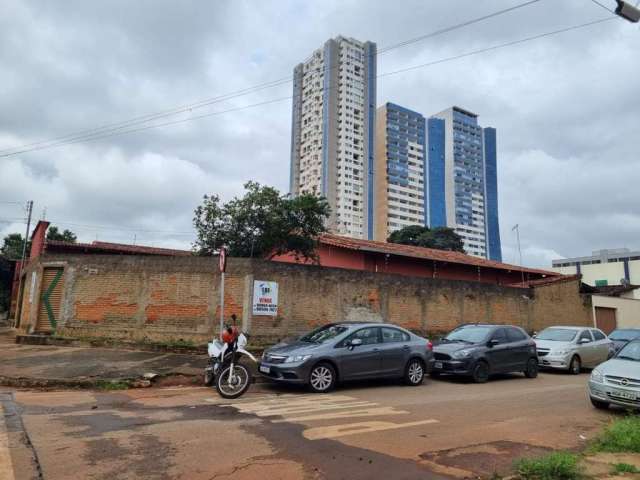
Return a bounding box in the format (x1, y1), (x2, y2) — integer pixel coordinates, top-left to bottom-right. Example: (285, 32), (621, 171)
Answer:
(35, 267), (64, 333)
(595, 306), (617, 335)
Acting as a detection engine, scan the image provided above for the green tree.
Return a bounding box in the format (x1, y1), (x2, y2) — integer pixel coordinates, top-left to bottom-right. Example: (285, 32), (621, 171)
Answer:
(193, 181), (330, 261)
(0, 233), (29, 260)
(388, 225), (465, 253)
(46, 226), (77, 243)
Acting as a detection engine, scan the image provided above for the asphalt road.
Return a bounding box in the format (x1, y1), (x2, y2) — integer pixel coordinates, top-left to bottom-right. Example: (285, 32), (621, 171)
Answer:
(0, 371), (620, 480)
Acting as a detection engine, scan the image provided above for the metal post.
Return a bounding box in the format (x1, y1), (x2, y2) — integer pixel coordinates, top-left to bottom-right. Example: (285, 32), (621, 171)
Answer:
(13, 200), (33, 328)
(219, 270), (225, 340)
(513, 223), (525, 287)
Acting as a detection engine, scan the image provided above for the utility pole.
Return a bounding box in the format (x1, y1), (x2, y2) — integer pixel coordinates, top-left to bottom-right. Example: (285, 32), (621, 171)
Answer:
(13, 200), (33, 327)
(512, 224), (525, 287)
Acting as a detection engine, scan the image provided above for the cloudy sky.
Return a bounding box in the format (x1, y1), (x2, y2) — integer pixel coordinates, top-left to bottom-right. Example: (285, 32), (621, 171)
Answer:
(1, 0), (638, 267)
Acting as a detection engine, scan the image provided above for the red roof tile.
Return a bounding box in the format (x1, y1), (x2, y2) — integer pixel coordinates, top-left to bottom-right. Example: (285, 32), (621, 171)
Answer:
(45, 240), (192, 257)
(319, 233), (559, 276)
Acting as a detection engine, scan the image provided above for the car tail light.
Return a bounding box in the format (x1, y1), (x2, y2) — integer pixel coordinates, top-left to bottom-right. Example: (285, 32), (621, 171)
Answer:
(427, 340), (433, 351)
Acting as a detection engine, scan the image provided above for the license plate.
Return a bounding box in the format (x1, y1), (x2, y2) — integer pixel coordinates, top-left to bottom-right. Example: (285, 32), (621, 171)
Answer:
(611, 389), (636, 400)
(259, 365), (270, 374)
(434, 362), (443, 369)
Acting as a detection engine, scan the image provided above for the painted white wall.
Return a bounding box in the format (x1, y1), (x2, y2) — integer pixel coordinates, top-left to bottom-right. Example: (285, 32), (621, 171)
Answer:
(591, 295), (640, 329)
(552, 262), (640, 299)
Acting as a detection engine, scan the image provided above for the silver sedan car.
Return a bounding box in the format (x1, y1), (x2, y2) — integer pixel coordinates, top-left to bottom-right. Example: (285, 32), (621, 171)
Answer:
(589, 339), (640, 410)
(534, 326), (611, 374)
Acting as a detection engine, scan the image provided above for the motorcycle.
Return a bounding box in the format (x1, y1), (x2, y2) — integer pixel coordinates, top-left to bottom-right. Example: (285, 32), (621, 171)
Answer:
(205, 329), (257, 399)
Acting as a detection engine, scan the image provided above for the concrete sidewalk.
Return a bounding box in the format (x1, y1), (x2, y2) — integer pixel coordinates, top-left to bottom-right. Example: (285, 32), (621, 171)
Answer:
(0, 329), (207, 387)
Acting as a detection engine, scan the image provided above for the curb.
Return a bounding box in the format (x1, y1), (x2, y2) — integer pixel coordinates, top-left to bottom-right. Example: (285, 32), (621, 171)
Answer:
(0, 372), (268, 390)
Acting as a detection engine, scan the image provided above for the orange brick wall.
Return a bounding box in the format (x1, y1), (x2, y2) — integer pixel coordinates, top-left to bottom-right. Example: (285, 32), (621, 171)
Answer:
(17, 254), (594, 344)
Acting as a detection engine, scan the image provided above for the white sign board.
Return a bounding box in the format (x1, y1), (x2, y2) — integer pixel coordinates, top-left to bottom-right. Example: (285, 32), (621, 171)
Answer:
(252, 280), (278, 316)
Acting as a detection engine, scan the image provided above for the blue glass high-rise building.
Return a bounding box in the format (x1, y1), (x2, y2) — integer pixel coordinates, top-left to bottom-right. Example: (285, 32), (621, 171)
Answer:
(427, 107), (502, 261)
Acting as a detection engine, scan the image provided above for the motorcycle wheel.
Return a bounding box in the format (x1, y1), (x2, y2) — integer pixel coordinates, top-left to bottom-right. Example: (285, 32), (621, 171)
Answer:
(216, 364), (251, 399)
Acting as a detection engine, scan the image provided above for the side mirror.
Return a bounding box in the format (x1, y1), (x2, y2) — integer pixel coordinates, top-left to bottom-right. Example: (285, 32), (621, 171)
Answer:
(580, 338), (591, 344)
(348, 338), (363, 349)
(487, 339), (499, 348)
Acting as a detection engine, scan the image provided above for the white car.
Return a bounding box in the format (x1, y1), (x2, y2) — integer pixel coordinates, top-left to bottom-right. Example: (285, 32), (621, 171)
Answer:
(534, 326), (611, 374)
(589, 340), (640, 410)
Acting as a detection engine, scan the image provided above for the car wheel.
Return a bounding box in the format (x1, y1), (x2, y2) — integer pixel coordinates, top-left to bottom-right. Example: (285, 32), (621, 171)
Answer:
(404, 359), (425, 386)
(308, 363), (336, 393)
(590, 398), (610, 410)
(524, 358), (539, 378)
(568, 355), (581, 375)
(472, 361), (490, 384)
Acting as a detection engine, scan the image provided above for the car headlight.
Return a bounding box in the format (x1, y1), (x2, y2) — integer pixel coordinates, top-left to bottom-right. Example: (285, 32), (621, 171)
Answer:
(452, 349), (473, 359)
(552, 349), (571, 356)
(284, 354), (312, 363)
(591, 368), (604, 383)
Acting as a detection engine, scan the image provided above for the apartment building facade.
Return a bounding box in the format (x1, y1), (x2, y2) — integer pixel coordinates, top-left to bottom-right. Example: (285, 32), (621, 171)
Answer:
(374, 103), (426, 241)
(428, 107), (502, 261)
(289, 36), (377, 239)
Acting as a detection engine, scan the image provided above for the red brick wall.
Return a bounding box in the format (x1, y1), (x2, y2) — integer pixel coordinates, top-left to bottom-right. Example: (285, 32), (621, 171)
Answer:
(17, 254), (593, 345)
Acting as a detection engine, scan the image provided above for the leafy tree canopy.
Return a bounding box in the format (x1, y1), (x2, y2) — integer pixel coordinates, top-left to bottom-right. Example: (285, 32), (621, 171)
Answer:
(46, 226), (77, 243)
(193, 181), (330, 261)
(388, 225), (465, 253)
(0, 233), (29, 260)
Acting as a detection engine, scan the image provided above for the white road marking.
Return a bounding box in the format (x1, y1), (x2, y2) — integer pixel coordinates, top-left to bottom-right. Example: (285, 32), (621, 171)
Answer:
(216, 393), (438, 440)
(272, 406), (409, 423)
(0, 405), (15, 480)
(303, 419), (439, 440)
(232, 401), (378, 417)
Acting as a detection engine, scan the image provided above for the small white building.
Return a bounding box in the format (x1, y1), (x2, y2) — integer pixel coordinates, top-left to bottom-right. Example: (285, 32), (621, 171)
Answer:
(553, 248), (640, 299)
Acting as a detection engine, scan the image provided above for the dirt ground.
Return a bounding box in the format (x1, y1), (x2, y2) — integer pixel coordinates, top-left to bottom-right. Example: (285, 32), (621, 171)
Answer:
(1, 369), (627, 480)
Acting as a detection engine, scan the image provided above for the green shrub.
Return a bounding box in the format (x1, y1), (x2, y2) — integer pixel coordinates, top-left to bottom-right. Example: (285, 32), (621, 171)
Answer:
(611, 462), (640, 475)
(514, 452), (580, 480)
(593, 416), (640, 453)
(94, 380), (130, 390)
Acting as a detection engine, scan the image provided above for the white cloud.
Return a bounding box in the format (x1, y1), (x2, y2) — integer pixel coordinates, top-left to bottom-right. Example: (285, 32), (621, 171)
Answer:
(0, 0), (638, 264)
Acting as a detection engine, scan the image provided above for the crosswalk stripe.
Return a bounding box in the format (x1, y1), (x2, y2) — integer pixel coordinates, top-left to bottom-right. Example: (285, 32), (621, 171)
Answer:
(273, 406), (409, 423)
(233, 401), (378, 417)
(303, 419), (440, 440)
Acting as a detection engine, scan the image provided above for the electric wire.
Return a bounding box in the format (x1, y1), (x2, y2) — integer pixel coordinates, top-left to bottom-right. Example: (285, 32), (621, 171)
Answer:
(0, 14), (615, 157)
(0, 0), (543, 157)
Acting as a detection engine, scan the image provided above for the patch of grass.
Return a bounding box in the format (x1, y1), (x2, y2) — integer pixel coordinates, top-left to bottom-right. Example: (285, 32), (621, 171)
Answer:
(514, 452), (581, 480)
(592, 416), (640, 453)
(611, 463), (640, 475)
(94, 380), (130, 390)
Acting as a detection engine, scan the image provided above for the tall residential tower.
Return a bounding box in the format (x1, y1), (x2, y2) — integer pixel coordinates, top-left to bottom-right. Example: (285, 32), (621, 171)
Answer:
(374, 103), (426, 241)
(289, 36), (377, 239)
(428, 106), (502, 261)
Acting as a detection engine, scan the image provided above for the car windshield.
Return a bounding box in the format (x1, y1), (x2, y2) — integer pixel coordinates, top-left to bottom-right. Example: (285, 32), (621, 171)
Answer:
(609, 329), (640, 341)
(536, 328), (577, 342)
(300, 325), (349, 344)
(443, 326), (493, 344)
(616, 342), (640, 362)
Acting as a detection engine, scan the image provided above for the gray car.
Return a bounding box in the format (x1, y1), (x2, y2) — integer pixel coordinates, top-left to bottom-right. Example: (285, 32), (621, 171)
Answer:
(589, 339), (640, 410)
(534, 326), (611, 374)
(259, 322), (434, 393)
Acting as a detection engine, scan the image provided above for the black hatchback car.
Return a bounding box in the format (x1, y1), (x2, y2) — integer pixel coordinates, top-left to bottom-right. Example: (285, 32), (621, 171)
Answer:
(431, 324), (538, 383)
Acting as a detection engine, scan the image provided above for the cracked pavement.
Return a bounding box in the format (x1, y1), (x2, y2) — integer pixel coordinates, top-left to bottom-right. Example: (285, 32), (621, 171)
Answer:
(0, 371), (621, 479)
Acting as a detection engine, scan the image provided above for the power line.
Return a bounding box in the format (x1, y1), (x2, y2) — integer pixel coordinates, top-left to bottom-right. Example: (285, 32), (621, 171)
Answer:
(589, 0), (616, 14)
(0, 0), (543, 157)
(379, 17), (615, 80)
(47, 220), (195, 236)
(378, 0), (542, 54)
(0, 13), (615, 157)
